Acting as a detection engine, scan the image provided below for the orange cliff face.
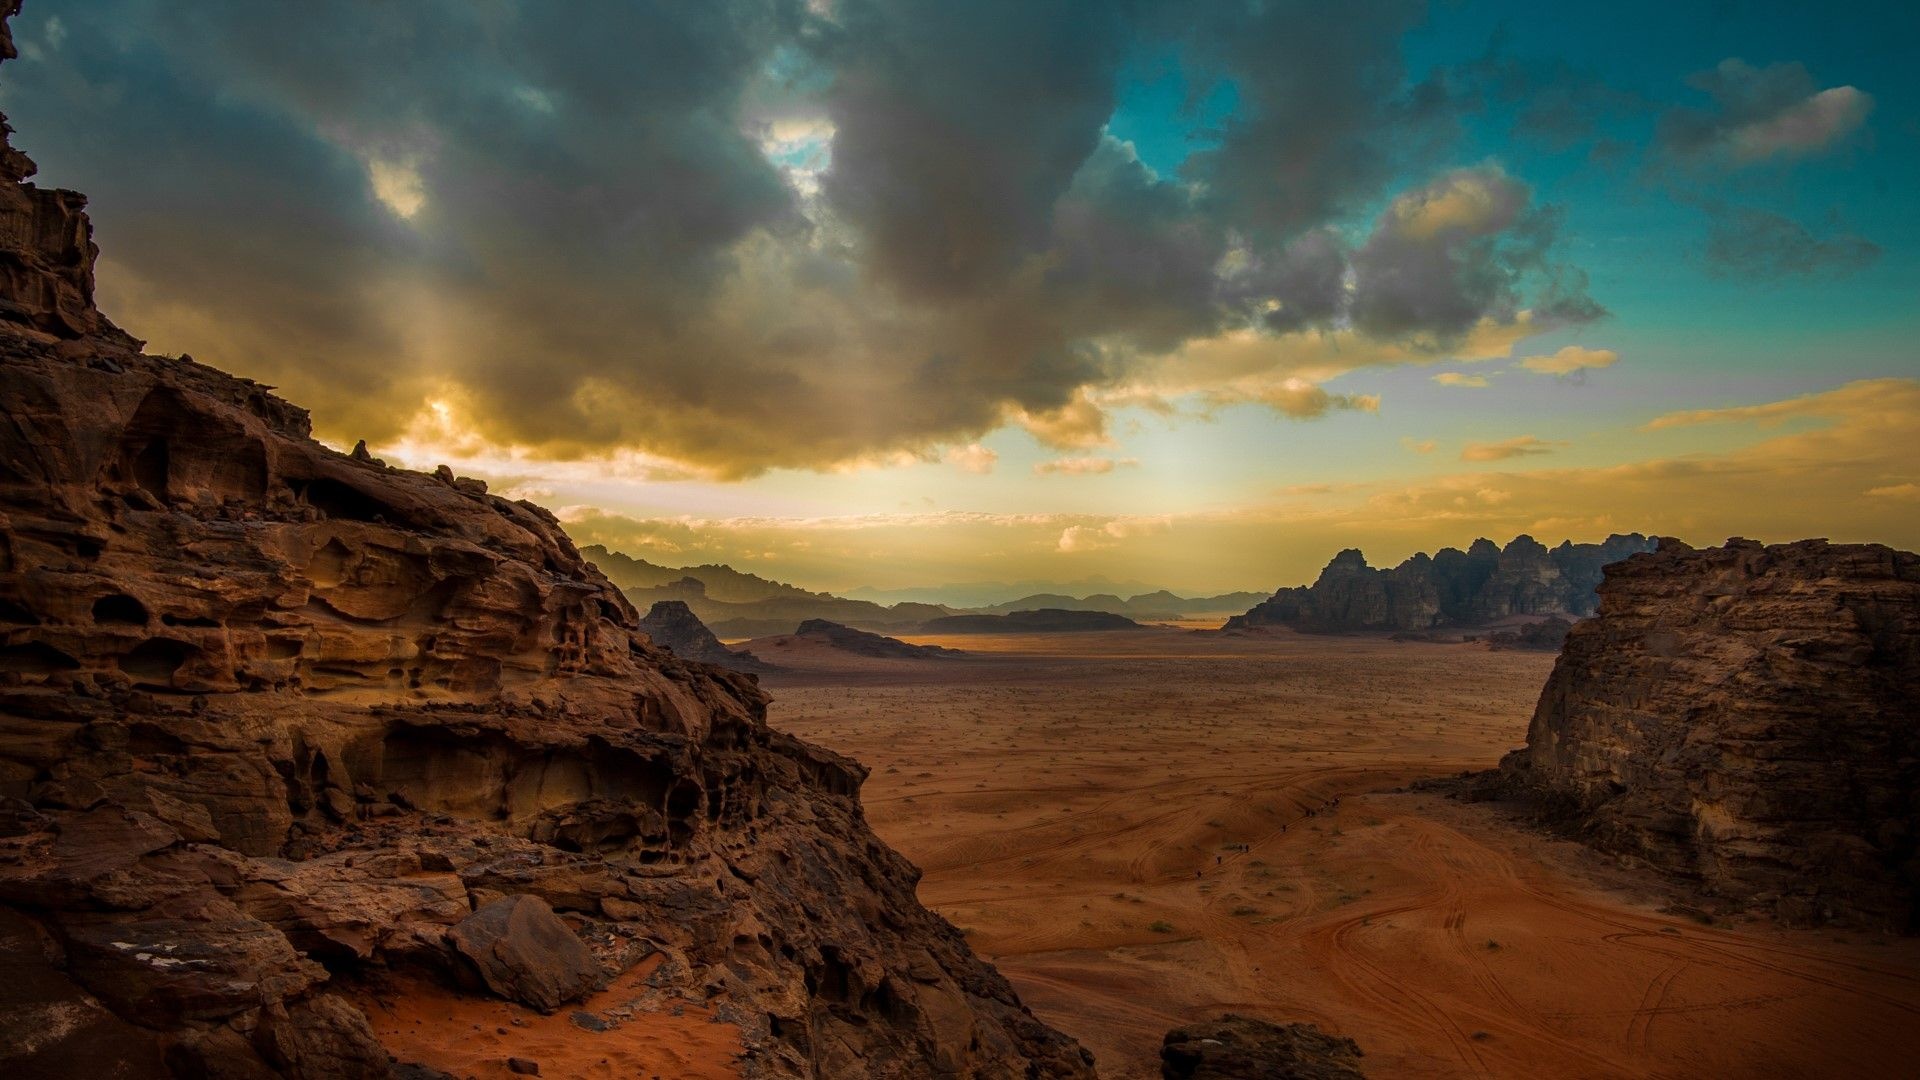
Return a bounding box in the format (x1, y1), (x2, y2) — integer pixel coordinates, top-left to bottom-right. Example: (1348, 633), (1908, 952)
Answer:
(0, 3), (1095, 1075)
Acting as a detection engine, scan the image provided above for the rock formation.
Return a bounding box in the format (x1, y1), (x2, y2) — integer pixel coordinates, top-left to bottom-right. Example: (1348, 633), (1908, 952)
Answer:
(784, 620), (960, 660)
(1480, 616), (1574, 651)
(1226, 534), (1657, 633)
(1160, 1016), (1366, 1079)
(1497, 538), (1920, 929)
(0, 7), (1094, 1074)
(919, 609), (1148, 634)
(637, 600), (776, 674)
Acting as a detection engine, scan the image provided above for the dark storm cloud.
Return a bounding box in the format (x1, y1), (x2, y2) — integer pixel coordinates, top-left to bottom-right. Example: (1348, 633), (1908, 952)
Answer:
(1168, 0), (1437, 245)
(3, 0), (1598, 473)
(1701, 206), (1880, 282)
(1348, 167), (1591, 343)
(813, 0), (1134, 299)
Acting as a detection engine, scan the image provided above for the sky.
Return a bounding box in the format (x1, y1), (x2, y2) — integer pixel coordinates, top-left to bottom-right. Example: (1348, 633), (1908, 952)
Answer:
(5, 0), (1917, 596)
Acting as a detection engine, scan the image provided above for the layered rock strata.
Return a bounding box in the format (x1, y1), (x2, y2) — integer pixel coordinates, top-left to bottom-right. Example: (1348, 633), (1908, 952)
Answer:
(1497, 538), (1920, 929)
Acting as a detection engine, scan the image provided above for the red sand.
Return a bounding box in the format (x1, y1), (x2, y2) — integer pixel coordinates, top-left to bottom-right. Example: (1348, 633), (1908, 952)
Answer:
(764, 628), (1920, 1078)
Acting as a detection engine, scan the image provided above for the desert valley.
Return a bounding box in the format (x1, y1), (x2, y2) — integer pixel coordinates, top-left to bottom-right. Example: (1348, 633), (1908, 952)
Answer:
(3, 1), (1918, 1077)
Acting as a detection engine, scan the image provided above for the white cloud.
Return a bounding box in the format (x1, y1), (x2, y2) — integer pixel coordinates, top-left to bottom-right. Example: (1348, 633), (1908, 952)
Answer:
(1432, 372), (1489, 388)
(366, 158), (426, 219)
(1729, 85), (1872, 164)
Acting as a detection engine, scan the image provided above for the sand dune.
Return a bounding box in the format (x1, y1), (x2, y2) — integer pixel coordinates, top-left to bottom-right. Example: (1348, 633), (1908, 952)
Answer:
(765, 630), (1920, 1078)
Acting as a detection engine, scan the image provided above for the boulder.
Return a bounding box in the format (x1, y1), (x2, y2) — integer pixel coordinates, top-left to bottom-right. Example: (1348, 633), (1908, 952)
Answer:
(1161, 1015), (1366, 1078)
(448, 895), (599, 1013)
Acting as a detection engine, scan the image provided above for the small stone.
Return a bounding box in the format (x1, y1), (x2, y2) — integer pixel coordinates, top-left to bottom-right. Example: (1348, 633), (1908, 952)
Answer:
(507, 1058), (540, 1076)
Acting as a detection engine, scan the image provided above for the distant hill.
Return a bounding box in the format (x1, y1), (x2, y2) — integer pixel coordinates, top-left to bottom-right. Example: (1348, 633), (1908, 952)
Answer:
(585, 545), (1255, 635)
(919, 609), (1150, 634)
(583, 545), (952, 635)
(1226, 533), (1658, 634)
(843, 577), (1161, 608)
(581, 545), (821, 604)
(636, 600), (777, 674)
(975, 589), (1266, 619)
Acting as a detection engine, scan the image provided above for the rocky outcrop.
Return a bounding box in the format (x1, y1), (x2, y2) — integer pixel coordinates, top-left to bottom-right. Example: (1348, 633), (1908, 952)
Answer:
(1481, 616), (1574, 651)
(919, 609), (1148, 634)
(637, 600), (776, 674)
(445, 895), (598, 1013)
(1160, 1016), (1366, 1079)
(0, 8), (1094, 1074)
(1497, 538), (1920, 929)
(1226, 534), (1657, 633)
(786, 620), (959, 660)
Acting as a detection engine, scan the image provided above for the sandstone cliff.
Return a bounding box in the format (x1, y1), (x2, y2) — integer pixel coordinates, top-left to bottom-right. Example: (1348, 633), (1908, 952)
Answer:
(0, 8), (1093, 1075)
(1498, 538), (1920, 929)
(1226, 533), (1657, 633)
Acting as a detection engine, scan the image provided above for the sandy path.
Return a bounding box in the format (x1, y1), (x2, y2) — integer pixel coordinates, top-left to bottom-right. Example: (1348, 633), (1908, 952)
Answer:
(764, 629), (1920, 1079)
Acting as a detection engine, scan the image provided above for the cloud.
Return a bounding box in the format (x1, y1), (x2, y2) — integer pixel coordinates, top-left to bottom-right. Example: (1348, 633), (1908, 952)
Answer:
(1659, 59), (1873, 168)
(1642, 377), (1911, 431)
(1400, 437), (1437, 454)
(6, 1), (1597, 478)
(1034, 455), (1137, 476)
(1519, 345), (1617, 375)
(1348, 166), (1602, 344)
(1432, 372), (1489, 388)
(1055, 515), (1167, 553)
(943, 442), (998, 474)
(1701, 206), (1880, 282)
(554, 379), (1920, 592)
(1461, 435), (1565, 461)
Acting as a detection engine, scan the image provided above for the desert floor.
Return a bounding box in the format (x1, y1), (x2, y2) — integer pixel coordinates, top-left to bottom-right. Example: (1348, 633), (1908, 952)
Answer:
(758, 627), (1920, 1079)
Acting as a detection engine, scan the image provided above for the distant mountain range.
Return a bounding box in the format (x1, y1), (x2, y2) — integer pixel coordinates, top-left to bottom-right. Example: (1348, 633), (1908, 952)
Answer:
(971, 589), (1266, 619)
(1225, 533), (1659, 634)
(842, 577), (1162, 608)
(582, 546), (1257, 637)
(587, 535), (1655, 641)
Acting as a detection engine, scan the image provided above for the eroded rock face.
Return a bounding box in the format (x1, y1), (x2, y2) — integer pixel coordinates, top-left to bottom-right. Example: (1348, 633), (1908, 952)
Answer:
(1499, 538), (1920, 929)
(1160, 1016), (1366, 1079)
(637, 600), (776, 674)
(1227, 534), (1657, 633)
(0, 7), (1094, 1074)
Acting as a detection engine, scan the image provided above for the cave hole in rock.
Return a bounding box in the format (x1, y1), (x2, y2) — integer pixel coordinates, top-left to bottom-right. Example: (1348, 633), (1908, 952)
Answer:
(120, 637), (194, 684)
(91, 594), (150, 625)
(0, 641), (80, 673)
(160, 612), (220, 628)
(367, 727), (682, 832)
(117, 387), (269, 503)
(292, 477), (399, 524)
(0, 597), (40, 624)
